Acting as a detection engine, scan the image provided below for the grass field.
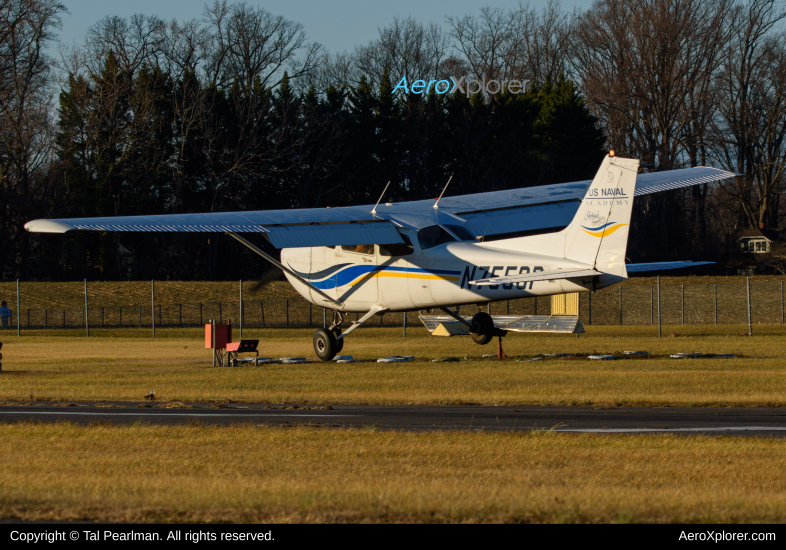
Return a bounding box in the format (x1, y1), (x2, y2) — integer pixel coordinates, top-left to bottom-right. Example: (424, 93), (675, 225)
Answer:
(1, 423), (785, 523)
(1, 328), (785, 406)
(2, 329), (786, 524)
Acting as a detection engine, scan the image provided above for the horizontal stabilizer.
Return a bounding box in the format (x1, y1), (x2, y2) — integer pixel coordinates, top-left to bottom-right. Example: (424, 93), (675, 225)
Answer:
(469, 267), (599, 286)
(626, 261), (714, 273)
(420, 315), (585, 335)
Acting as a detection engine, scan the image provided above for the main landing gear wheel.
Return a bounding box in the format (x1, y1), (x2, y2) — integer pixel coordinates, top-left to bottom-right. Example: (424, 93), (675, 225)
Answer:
(470, 311), (495, 345)
(313, 329), (338, 361)
(331, 327), (344, 354)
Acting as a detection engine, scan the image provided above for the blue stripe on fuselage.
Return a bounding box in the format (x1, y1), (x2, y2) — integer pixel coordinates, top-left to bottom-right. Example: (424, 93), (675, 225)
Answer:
(289, 264), (461, 289)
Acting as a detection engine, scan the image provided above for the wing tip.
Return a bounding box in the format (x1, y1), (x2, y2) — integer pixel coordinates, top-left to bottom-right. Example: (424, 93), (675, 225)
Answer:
(24, 219), (74, 234)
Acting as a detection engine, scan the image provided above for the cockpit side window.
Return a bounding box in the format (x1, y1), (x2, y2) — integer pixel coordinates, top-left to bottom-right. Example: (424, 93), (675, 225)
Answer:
(443, 224), (477, 241)
(416, 225), (457, 250)
(378, 234), (414, 257)
(341, 244), (374, 255)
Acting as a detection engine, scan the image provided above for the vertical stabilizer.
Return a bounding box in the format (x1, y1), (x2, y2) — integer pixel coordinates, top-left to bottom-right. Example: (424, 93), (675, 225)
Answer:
(562, 154), (640, 276)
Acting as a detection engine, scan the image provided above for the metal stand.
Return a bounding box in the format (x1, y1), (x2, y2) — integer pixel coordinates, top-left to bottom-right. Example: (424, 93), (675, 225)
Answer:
(497, 336), (506, 359)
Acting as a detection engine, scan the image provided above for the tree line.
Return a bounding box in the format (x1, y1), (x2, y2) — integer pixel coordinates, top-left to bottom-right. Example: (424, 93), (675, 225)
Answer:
(1, 0), (785, 281)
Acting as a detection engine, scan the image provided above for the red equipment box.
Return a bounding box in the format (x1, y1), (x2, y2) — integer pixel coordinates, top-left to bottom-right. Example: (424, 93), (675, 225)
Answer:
(205, 324), (232, 349)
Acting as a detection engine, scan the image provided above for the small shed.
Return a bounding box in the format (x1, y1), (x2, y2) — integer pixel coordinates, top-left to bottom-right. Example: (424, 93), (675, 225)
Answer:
(738, 228), (776, 254)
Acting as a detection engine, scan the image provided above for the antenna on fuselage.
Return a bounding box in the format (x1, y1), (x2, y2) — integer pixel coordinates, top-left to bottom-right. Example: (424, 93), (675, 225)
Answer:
(433, 176), (453, 210)
(371, 181), (391, 216)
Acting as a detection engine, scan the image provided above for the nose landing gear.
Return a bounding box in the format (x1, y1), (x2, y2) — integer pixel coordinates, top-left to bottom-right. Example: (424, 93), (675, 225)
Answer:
(312, 306), (387, 361)
(313, 311), (344, 361)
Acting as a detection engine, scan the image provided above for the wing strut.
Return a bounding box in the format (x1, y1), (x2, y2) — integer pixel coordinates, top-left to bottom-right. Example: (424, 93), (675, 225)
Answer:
(226, 232), (344, 307)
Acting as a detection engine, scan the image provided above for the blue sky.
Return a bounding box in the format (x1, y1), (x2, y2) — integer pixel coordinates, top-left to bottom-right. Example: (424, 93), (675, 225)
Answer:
(57, 0), (595, 53)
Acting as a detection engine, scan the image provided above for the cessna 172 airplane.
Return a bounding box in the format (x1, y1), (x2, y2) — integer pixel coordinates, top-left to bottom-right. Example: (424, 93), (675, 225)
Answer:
(25, 152), (734, 360)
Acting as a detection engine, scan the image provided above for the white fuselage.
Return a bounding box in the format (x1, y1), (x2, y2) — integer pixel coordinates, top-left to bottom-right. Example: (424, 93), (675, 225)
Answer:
(281, 234), (620, 313)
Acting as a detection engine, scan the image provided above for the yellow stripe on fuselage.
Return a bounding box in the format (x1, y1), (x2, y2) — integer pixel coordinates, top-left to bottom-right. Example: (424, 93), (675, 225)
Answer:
(347, 272), (460, 286)
(582, 224), (627, 238)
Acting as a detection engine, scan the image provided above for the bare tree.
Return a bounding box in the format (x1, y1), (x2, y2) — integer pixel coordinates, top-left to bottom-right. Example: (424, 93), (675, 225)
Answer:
(573, 0), (735, 170)
(711, 0), (786, 229)
(354, 16), (451, 86)
(447, 1), (573, 86)
(201, 1), (323, 90)
(0, 0), (65, 278)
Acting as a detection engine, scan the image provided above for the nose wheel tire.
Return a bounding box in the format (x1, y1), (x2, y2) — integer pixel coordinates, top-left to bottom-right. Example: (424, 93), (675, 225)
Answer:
(314, 329), (338, 361)
(470, 311), (494, 345)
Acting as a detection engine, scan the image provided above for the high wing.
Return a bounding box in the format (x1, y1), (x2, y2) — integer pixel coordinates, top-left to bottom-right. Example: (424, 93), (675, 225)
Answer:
(24, 166), (736, 246)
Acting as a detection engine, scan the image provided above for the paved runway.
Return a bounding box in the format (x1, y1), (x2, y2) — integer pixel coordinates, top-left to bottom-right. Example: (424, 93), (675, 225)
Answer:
(2, 402), (786, 436)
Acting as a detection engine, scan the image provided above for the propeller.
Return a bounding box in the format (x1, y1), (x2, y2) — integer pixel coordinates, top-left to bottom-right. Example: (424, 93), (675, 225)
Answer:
(248, 266), (284, 292)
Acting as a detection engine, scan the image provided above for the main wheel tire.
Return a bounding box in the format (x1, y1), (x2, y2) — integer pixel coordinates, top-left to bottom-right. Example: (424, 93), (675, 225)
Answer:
(313, 329), (338, 361)
(470, 311), (494, 345)
(331, 327), (344, 354)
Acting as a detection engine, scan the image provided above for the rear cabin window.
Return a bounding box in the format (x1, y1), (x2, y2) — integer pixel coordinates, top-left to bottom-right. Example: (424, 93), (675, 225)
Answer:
(341, 244), (374, 255)
(417, 225), (457, 250)
(378, 235), (414, 257)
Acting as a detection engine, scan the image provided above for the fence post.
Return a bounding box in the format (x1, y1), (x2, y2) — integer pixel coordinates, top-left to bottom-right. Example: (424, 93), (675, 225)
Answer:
(16, 279), (20, 336)
(618, 285), (622, 325)
(322, 307), (326, 328)
(747, 276), (752, 336)
(151, 280), (156, 339)
(403, 311), (407, 337)
(84, 279), (89, 337)
(487, 302), (491, 314)
(714, 285), (718, 325)
(657, 276), (661, 338)
(239, 279), (243, 338)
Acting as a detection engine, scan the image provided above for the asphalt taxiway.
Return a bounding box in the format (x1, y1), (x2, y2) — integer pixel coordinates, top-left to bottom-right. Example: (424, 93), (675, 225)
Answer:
(1, 402), (786, 436)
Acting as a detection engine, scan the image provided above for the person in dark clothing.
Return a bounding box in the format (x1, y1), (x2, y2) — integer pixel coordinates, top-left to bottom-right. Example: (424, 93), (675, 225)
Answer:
(0, 301), (10, 329)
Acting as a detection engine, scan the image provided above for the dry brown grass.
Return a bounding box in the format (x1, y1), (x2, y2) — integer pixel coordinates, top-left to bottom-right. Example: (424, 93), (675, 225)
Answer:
(0, 423), (784, 523)
(1, 329), (785, 406)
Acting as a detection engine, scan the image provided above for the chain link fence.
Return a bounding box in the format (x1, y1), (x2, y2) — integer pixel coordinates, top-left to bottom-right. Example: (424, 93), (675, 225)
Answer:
(0, 277), (784, 338)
